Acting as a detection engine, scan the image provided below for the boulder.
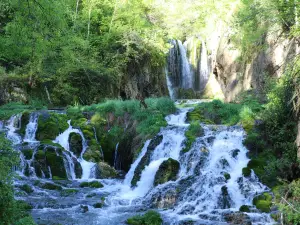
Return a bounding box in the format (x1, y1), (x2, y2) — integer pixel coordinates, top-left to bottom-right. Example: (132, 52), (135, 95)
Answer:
(69, 132), (83, 157)
(224, 212), (252, 225)
(154, 158), (180, 186)
(94, 162), (118, 179)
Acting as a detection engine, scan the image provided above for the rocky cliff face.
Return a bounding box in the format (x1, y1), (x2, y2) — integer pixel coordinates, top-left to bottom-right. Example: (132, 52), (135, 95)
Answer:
(207, 30), (299, 102)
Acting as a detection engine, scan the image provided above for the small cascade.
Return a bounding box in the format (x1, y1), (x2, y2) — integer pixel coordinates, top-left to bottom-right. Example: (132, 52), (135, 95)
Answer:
(178, 40), (193, 89)
(119, 109), (189, 200)
(199, 40), (209, 91)
(54, 120), (95, 180)
(24, 113), (39, 142)
(114, 142), (120, 170)
(92, 126), (104, 159)
(5, 114), (22, 145)
(165, 67), (176, 100)
(123, 140), (151, 186)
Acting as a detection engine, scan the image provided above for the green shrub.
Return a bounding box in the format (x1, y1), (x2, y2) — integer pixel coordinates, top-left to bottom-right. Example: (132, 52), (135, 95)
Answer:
(183, 121), (204, 152)
(126, 210), (163, 225)
(79, 181), (103, 188)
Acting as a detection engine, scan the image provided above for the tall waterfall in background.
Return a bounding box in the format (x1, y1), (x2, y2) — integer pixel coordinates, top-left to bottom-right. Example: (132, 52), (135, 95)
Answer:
(177, 40), (193, 89)
(24, 113), (39, 142)
(167, 37), (210, 99)
(199, 40), (209, 91)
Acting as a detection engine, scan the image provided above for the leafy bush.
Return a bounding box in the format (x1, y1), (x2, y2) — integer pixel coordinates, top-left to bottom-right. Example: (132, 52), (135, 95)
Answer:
(126, 210), (163, 225)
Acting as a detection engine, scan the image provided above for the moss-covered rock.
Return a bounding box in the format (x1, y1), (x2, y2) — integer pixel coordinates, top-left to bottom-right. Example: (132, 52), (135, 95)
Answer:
(224, 212), (252, 225)
(239, 205), (250, 212)
(69, 132), (83, 157)
(32, 145), (67, 180)
(19, 111), (30, 136)
(242, 167), (251, 177)
(218, 186), (232, 209)
(39, 182), (62, 190)
(126, 210), (163, 225)
(253, 193), (272, 213)
(19, 184), (34, 194)
(224, 173), (231, 181)
(83, 143), (102, 163)
(154, 158), (180, 186)
(93, 202), (103, 208)
(36, 112), (68, 140)
(183, 121), (204, 153)
(22, 149), (33, 160)
(94, 162), (118, 179)
(131, 135), (163, 187)
(79, 181), (103, 188)
(60, 189), (79, 196)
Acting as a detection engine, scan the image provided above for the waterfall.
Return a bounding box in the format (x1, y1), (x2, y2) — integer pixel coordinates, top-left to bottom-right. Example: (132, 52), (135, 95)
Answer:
(199, 40), (209, 91)
(178, 40), (193, 89)
(5, 115), (22, 145)
(92, 126), (104, 159)
(165, 67), (175, 100)
(54, 120), (95, 180)
(123, 140), (151, 186)
(119, 108), (189, 200)
(114, 142), (120, 170)
(24, 113), (39, 142)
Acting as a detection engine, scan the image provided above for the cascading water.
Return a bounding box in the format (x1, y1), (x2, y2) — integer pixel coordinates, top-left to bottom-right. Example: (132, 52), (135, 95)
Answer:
(5, 114), (22, 145)
(54, 120), (95, 180)
(2, 104), (275, 225)
(165, 67), (176, 100)
(114, 142), (120, 170)
(199, 40), (209, 91)
(178, 40), (193, 89)
(24, 112), (39, 142)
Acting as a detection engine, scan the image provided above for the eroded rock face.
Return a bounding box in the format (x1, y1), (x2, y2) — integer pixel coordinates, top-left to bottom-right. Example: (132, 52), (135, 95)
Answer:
(224, 212), (252, 225)
(154, 158), (180, 186)
(151, 189), (177, 209)
(94, 162), (118, 179)
(69, 133), (83, 158)
(131, 135), (163, 187)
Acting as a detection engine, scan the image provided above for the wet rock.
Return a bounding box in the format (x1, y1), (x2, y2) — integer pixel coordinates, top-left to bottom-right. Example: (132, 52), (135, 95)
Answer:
(94, 162), (118, 179)
(22, 149), (34, 160)
(239, 205), (250, 212)
(80, 205), (89, 213)
(231, 149), (240, 158)
(39, 182), (62, 190)
(79, 181), (103, 188)
(154, 158), (180, 186)
(206, 136), (215, 144)
(218, 186), (232, 209)
(19, 184), (34, 194)
(74, 159), (83, 179)
(224, 212), (252, 225)
(131, 135), (163, 187)
(36, 112), (68, 140)
(152, 189), (177, 209)
(219, 158), (230, 169)
(69, 133), (83, 157)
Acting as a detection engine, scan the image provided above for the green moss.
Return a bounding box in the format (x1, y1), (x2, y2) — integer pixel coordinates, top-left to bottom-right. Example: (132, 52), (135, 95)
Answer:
(79, 181), (103, 188)
(22, 149), (33, 160)
(242, 167), (251, 177)
(154, 158), (180, 186)
(239, 205), (250, 212)
(19, 184), (33, 194)
(69, 133), (83, 157)
(126, 210), (163, 225)
(183, 121), (204, 152)
(93, 202), (103, 208)
(86, 193), (97, 198)
(45, 150), (67, 179)
(39, 182), (62, 190)
(52, 176), (66, 180)
(19, 111), (30, 136)
(224, 173), (231, 181)
(253, 193), (272, 213)
(36, 113), (68, 140)
(60, 189), (79, 196)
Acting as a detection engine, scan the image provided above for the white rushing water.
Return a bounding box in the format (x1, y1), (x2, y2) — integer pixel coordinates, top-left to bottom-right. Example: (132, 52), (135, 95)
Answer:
(199, 40), (209, 91)
(165, 67), (176, 100)
(54, 120), (95, 180)
(24, 113), (39, 142)
(178, 40), (193, 89)
(5, 114), (22, 145)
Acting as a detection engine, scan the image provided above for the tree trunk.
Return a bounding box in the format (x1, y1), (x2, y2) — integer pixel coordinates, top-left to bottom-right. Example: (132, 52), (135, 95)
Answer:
(296, 120), (300, 159)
